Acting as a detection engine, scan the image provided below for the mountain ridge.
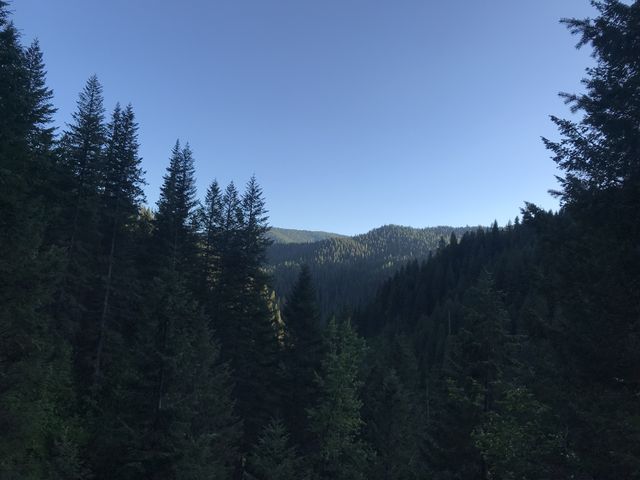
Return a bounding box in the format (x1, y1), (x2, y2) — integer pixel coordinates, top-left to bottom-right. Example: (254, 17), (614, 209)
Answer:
(267, 224), (478, 315)
(267, 227), (345, 244)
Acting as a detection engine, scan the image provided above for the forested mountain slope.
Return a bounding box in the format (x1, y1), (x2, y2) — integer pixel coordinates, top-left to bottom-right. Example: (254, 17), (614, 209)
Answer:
(267, 227), (344, 244)
(267, 224), (474, 315)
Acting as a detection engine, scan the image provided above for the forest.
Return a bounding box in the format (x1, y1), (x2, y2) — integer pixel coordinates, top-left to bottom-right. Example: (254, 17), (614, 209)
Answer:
(1, 1), (639, 479)
(267, 225), (473, 315)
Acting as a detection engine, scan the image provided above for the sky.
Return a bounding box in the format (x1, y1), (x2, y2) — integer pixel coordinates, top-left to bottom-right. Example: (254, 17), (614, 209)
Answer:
(12, 0), (596, 235)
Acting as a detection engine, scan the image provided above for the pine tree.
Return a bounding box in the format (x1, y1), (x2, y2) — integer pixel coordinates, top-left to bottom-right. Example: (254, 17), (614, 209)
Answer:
(472, 386), (569, 480)
(241, 175), (271, 274)
(124, 276), (240, 480)
(362, 338), (426, 480)
(55, 75), (107, 348)
(79, 104), (149, 479)
(543, 0), (640, 204)
(245, 419), (305, 480)
(213, 178), (282, 446)
(24, 39), (56, 153)
(214, 181), (244, 343)
(109, 144), (242, 479)
(59, 74), (106, 242)
(154, 140), (199, 274)
(92, 102), (145, 387)
(0, 8), (85, 477)
(433, 271), (512, 478)
(198, 179), (224, 300)
(539, 2), (640, 475)
(309, 318), (369, 480)
(281, 265), (324, 452)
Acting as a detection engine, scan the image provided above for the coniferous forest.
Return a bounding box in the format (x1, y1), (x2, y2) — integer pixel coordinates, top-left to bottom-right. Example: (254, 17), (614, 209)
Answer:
(1, 1), (639, 479)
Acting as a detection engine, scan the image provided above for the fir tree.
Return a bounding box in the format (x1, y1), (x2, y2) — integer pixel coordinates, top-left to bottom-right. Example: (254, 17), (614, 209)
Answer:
(125, 276), (240, 480)
(281, 265), (324, 452)
(245, 419), (305, 480)
(55, 75), (107, 349)
(24, 39), (56, 153)
(154, 140), (199, 274)
(434, 271), (512, 478)
(0, 9), (84, 477)
(241, 175), (271, 274)
(198, 179), (224, 300)
(536, 2), (640, 475)
(362, 339), (426, 480)
(472, 386), (570, 480)
(91, 102), (145, 387)
(119, 144), (241, 477)
(213, 178), (282, 446)
(309, 318), (369, 480)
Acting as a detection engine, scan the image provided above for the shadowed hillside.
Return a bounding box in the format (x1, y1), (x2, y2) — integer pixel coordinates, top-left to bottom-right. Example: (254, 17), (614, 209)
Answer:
(267, 224), (476, 315)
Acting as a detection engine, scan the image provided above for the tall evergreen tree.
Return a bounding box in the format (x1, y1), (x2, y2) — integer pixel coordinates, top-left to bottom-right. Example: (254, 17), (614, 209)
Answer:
(281, 265), (324, 452)
(122, 277), (240, 480)
(212, 178), (282, 446)
(55, 75), (107, 347)
(539, 2), (640, 475)
(91, 102), (144, 387)
(154, 140), (199, 273)
(309, 318), (369, 480)
(24, 39), (56, 153)
(362, 337), (426, 480)
(245, 419), (305, 480)
(198, 179), (224, 301)
(108, 144), (242, 480)
(364, 367), (425, 480)
(241, 175), (271, 274)
(0, 8), (85, 477)
(432, 272), (512, 478)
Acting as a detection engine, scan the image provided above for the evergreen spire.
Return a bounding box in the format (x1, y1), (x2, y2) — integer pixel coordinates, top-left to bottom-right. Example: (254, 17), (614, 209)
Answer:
(246, 419), (304, 480)
(24, 39), (56, 151)
(155, 140), (198, 272)
(309, 318), (369, 480)
(282, 265), (323, 451)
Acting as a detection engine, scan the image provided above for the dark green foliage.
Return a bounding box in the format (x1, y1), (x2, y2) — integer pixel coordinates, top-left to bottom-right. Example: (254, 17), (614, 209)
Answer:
(281, 265), (324, 451)
(0, 9), (84, 477)
(103, 143), (243, 480)
(210, 177), (282, 446)
(309, 318), (369, 480)
(241, 176), (272, 273)
(127, 276), (240, 480)
(91, 102), (145, 387)
(436, 273), (515, 478)
(539, 2), (640, 476)
(154, 140), (199, 274)
(198, 179), (223, 299)
(472, 386), (569, 480)
(245, 419), (305, 480)
(54, 75), (107, 355)
(24, 39), (56, 153)
(267, 227), (344, 244)
(362, 360), (426, 480)
(544, 0), (640, 204)
(268, 225), (474, 316)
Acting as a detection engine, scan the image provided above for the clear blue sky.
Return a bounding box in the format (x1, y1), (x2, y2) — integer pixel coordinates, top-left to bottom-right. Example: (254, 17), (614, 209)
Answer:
(12, 0), (595, 235)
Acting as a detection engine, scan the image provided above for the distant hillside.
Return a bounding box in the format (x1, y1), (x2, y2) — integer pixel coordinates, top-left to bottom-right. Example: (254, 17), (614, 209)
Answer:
(267, 227), (345, 244)
(267, 224), (476, 315)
